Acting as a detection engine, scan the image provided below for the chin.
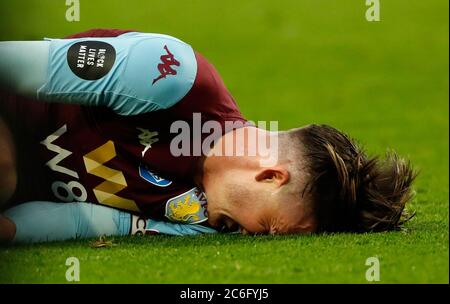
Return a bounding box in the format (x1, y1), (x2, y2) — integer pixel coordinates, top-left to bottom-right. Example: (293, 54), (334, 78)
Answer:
(207, 218), (221, 231)
(205, 206), (222, 229)
(204, 190), (221, 226)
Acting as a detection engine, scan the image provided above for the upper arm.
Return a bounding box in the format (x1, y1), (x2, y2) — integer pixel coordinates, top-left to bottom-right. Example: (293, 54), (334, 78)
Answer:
(38, 31), (198, 115)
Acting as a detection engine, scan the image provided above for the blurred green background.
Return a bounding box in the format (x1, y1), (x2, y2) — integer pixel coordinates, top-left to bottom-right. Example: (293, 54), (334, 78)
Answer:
(0, 0), (448, 283)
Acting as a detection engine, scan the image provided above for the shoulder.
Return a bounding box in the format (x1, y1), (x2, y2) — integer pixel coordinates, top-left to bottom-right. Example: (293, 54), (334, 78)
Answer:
(119, 32), (199, 110)
(57, 29), (243, 119)
(59, 30), (198, 112)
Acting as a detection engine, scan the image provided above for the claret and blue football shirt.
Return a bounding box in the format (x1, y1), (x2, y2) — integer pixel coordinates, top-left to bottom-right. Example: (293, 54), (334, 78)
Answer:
(0, 29), (247, 227)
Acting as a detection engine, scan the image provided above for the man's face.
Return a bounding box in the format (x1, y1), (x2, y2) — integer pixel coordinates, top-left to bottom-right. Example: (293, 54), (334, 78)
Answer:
(204, 168), (316, 235)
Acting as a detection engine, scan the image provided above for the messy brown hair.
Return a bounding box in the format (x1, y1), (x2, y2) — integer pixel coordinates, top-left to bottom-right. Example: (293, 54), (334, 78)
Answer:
(298, 124), (417, 233)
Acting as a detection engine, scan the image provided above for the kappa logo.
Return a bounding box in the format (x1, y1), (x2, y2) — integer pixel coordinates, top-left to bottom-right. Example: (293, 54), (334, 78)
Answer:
(138, 164), (172, 187)
(152, 45), (180, 85)
(165, 188), (208, 224)
(137, 127), (158, 157)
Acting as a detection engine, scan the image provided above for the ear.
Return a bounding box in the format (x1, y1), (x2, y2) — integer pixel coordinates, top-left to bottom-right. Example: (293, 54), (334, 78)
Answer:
(255, 166), (290, 186)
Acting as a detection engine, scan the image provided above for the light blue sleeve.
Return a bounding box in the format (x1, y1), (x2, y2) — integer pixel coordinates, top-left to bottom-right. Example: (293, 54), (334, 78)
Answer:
(4, 201), (130, 244)
(4, 201), (217, 244)
(37, 32), (197, 115)
(130, 214), (218, 236)
(0, 41), (50, 97)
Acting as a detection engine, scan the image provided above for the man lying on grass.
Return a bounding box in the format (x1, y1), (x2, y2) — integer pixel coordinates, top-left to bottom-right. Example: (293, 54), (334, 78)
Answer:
(0, 29), (416, 244)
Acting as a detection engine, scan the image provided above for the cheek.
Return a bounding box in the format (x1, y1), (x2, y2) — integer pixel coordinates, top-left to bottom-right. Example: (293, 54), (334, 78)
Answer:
(220, 179), (269, 233)
(232, 207), (266, 234)
(278, 205), (314, 234)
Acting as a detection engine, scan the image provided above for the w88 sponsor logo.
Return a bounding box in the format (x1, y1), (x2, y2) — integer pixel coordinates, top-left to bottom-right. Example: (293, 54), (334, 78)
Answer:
(40, 124), (138, 211)
(40, 124), (88, 202)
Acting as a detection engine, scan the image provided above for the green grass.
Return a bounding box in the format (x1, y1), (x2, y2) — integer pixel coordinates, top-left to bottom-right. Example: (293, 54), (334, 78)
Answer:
(0, 0), (448, 283)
